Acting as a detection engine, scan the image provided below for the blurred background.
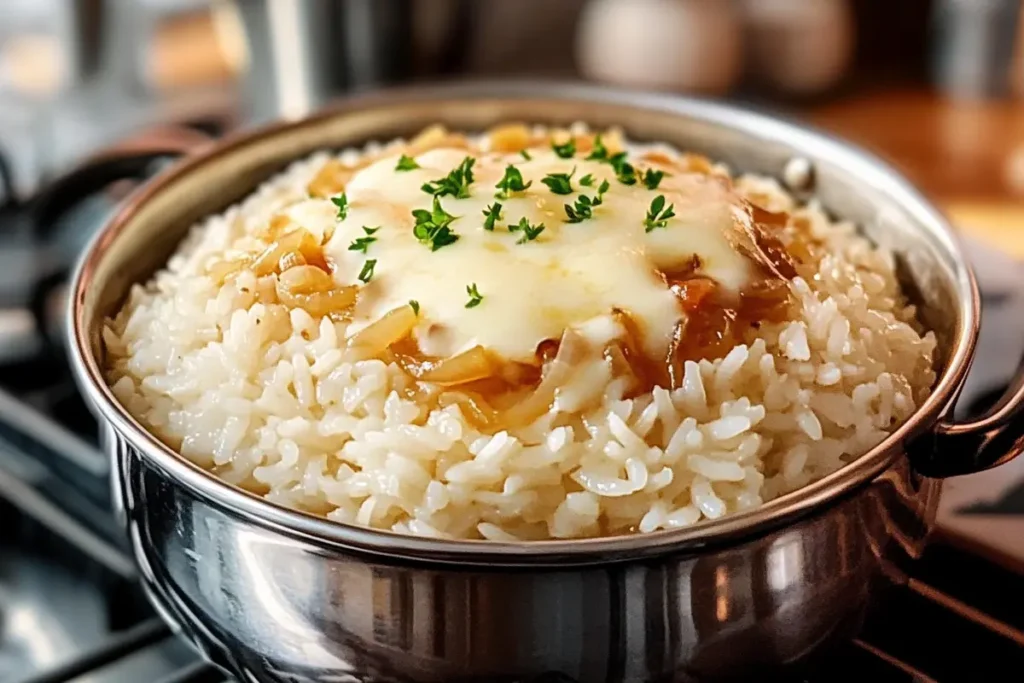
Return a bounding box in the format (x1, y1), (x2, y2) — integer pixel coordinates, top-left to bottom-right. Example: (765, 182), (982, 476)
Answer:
(1, 0), (1023, 225)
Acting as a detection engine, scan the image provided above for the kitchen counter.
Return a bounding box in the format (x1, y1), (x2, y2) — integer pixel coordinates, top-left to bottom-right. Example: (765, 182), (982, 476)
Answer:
(808, 89), (1024, 256)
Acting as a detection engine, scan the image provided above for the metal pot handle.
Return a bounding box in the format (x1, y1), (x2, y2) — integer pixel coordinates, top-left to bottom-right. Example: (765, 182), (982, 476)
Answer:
(28, 125), (212, 354)
(30, 124), (212, 235)
(911, 358), (1024, 478)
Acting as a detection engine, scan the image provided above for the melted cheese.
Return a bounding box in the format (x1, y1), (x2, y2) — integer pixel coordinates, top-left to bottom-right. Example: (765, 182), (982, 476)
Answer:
(310, 147), (757, 362)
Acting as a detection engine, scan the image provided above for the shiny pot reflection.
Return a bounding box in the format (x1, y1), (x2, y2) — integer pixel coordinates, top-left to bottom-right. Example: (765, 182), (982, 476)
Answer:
(70, 83), (1024, 682)
(109, 421), (938, 683)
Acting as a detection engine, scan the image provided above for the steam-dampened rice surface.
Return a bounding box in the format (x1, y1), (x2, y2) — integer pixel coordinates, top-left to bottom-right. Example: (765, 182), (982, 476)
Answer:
(104, 130), (937, 540)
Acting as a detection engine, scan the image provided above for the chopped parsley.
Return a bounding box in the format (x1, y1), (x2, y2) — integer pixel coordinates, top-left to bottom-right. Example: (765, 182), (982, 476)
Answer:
(644, 195), (676, 232)
(579, 173), (595, 187)
(395, 154), (420, 171)
(465, 283), (483, 308)
(330, 193), (348, 220)
(348, 225), (379, 253)
(586, 134), (609, 162)
(409, 300), (420, 315)
(510, 217), (546, 244)
(412, 197), (460, 251)
(609, 152), (637, 185)
(421, 156), (475, 198)
(584, 135), (636, 185)
(358, 259), (377, 283)
(564, 196), (594, 223)
(482, 202), (503, 231)
(520, 149), (532, 161)
(564, 179), (610, 223)
(552, 138), (576, 159)
(541, 167), (575, 195)
(642, 168), (666, 190)
(495, 164), (532, 198)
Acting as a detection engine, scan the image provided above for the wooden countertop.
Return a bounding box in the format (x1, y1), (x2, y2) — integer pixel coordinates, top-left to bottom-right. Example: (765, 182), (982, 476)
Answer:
(806, 90), (1024, 256)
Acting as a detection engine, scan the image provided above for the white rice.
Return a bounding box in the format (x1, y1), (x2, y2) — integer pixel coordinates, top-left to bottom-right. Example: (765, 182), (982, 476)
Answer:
(103, 130), (937, 541)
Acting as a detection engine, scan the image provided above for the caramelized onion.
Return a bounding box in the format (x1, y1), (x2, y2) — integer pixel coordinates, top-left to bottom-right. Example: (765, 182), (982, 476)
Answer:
(278, 265), (333, 294)
(487, 123), (532, 152)
(207, 258), (247, 283)
(346, 305), (418, 356)
(413, 346), (497, 386)
(307, 159), (353, 198)
(251, 229), (327, 276)
(496, 328), (587, 429)
(438, 391), (499, 429)
(275, 283), (357, 317)
(278, 251), (307, 272)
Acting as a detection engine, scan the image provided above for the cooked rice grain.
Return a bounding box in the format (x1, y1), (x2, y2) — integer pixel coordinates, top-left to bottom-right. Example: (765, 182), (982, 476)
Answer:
(104, 135), (937, 540)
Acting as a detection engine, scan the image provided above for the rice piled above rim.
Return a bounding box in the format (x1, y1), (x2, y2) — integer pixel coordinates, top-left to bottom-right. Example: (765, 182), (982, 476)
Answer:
(103, 124), (937, 540)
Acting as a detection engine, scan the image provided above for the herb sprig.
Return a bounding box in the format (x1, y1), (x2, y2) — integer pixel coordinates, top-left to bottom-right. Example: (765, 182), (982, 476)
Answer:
(358, 259), (377, 283)
(421, 157), (475, 198)
(520, 149), (532, 161)
(465, 283), (483, 308)
(579, 173), (595, 187)
(330, 193), (348, 221)
(609, 152), (637, 185)
(586, 135), (610, 162)
(585, 135), (637, 185)
(412, 197), (460, 251)
(541, 167), (576, 195)
(348, 226), (380, 253)
(395, 155), (419, 171)
(510, 217), (546, 244)
(642, 168), (666, 190)
(495, 165), (532, 198)
(482, 202), (503, 231)
(644, 195), (676, 232)
(409, 300), (420, 315)
(552, 138), (576, 159)
(564, 179), (610, 223)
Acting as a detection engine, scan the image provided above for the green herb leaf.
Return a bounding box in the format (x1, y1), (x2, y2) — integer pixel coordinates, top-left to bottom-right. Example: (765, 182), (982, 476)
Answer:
(564, 179), (609, 223)
(409, 300), (420, 315)
(358, 259), (377, 283)
(510, 217), (546, 243)
(564, 195), (593, 223)
(552, 138), (576, 159)
(395, 154), (420, 171)
(348, 235), (377, 253)
(541, 167), (575, 195)
(520, 149), (532, 161)
(330, 193), (349, 220)
(412, 197), (460, 251)
(644, 195), (676, 232)
(642, 168), (666, 190)
(465, 283), (483, 308)
(362, 225), (380, 235)
(482, 202), (503, 231)
(586, 134), (609, 162)
(579, 173), (595, 187)
(495, 164), (532, 198)
(421, 156), (475, 198)
(609, 152), (637, 185)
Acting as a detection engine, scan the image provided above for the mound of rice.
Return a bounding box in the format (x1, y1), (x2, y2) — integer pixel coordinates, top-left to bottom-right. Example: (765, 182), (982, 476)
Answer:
(104, 126), (937, 540)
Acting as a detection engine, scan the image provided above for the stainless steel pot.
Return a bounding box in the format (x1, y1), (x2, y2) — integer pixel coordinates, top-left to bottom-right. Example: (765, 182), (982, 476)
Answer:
(65, 82), (1024, 683)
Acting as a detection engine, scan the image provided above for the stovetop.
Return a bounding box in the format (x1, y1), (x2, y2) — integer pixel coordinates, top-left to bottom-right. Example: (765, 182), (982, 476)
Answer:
(1, 143), (1024, 683)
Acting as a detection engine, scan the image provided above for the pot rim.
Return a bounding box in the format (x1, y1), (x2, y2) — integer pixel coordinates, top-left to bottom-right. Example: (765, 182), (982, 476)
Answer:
(68, 81), (978, 564)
